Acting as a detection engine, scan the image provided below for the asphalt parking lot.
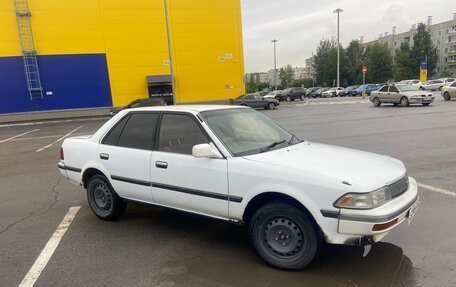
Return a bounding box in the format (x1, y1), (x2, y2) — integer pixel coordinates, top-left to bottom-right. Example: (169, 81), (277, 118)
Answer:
(1, 93), (455, 287)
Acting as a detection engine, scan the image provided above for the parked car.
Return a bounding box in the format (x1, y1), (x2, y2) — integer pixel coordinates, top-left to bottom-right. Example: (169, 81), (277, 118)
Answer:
(109, 97), (167, 117)
(264, 90), (282, 100)
(340, 85), (359, 97)
(233, 93), (279, 109)
(277, 87), (306, 101)
(398, 80), (422, 87)
(369, 84), (434, 107)
(441, 81), (456, 101)
(306, 87), (321, 97)
(322, 87), (344, 98)
(420, 79), (445, 91)
(352, 84), (380, 96)
(312, 87), (330, 98)
(439, 78), (456, 85)
(59, 105), (419, 270)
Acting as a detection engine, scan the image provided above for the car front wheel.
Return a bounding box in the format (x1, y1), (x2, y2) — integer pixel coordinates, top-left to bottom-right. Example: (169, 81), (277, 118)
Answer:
(267, 102), (276, 110)
(400, 96), (410, 107)
(249, 203), (321, 270)
(87, 175), (126, 221)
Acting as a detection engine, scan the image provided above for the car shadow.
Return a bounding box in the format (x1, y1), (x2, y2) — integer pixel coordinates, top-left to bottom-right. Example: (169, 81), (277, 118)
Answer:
(106, 204), (421, 287)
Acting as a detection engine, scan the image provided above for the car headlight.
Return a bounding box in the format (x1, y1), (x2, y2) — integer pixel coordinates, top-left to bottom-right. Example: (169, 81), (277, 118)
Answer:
(334, 186), (393, 209)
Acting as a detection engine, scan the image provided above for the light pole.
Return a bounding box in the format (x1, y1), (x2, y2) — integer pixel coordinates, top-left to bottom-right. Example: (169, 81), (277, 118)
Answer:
(333, 8), (343, 88)
(272, 39), (278, 90)
(164, 0), (176, 105)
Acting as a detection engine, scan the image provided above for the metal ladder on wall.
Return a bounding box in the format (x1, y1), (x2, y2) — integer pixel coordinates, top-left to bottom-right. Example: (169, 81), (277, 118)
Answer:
(14, 0), (44, 101)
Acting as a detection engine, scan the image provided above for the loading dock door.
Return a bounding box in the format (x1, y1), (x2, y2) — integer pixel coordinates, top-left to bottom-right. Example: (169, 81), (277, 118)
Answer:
(147, 75), (173, 105)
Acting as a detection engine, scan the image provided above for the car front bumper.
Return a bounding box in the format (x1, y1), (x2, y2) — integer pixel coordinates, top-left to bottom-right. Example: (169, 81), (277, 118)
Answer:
(321, 177), (419, 246)
(409, 96), (435, 104)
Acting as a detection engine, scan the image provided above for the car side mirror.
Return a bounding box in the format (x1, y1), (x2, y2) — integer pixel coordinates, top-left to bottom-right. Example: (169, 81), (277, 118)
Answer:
(192, 143), (223, 159)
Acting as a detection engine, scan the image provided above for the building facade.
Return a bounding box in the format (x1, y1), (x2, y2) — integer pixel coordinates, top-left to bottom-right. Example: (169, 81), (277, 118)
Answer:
(0, 0), (245, 114)
(363, 16), (456, 77)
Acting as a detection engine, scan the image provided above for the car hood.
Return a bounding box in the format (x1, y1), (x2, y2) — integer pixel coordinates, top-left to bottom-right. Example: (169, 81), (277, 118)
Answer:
(243, 142), (406, 191)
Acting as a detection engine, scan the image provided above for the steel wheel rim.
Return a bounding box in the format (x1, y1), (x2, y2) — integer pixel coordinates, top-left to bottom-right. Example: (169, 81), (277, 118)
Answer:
(93, 183), (112, 211)
(262, 217), (303, 259)
(269, 103), (275, 109)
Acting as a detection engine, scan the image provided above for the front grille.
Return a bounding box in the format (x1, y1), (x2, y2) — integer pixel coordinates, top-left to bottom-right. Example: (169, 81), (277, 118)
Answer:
(389, 175), (408, 198)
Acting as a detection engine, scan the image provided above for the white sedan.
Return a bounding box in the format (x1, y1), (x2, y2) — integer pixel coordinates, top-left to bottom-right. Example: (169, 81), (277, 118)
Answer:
(420, 79), (445, 91)
(58, 105), (419, 270)
(370, 84), (434, 107)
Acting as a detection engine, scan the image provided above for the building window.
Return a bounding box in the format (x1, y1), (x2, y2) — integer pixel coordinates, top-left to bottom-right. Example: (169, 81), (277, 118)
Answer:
(445, 48), (448, 53)
(438, 30), (441, 36)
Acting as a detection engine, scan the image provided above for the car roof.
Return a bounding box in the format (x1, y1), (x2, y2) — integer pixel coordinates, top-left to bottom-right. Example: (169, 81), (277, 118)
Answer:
(127, 105), (248, 113)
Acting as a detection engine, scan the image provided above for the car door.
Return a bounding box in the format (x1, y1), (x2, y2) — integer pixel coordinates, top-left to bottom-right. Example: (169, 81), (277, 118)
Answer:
(450, 82), (456, 98)
(150, 112), (229, 218)
(253, 94), (264, 108)
(243, 94), (255, 107)
(97, 112), (158, 203)
(376, 86), (389, 101)
(388, 86), (400, 103)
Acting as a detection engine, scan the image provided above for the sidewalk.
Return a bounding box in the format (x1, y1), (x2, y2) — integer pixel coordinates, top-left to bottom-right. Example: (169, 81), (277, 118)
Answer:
(0, 107), (110, 124)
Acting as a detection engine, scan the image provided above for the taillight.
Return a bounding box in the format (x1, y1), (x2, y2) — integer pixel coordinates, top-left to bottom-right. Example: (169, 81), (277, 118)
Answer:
(60, 147), (64, 160)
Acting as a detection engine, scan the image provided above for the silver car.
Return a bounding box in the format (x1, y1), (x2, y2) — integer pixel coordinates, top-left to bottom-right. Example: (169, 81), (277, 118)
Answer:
(420, 79), (445, 91)
(369, 84), (435, 107)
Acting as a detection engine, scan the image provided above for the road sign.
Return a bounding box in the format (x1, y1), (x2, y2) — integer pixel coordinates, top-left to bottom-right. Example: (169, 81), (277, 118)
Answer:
(420, 61), (427, 70)
(362, 66), (367, 74)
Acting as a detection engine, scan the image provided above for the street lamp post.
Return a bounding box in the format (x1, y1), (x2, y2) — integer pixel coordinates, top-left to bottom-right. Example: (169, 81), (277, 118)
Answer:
(272, 39), (278, 90)
(333, 8), (343, 88)
(164, 0), (176, 105)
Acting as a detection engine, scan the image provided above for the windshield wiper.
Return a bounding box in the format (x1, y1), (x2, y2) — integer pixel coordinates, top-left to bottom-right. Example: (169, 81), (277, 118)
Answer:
(260, 140), (286, 153)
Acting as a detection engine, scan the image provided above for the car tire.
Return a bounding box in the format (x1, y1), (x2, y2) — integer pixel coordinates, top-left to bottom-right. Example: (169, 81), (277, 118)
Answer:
(267, 102), (276, 110)
(286, 96), (291, 102)
(87, 175), (127, 221)
(422, 103), (431, 106)
(249, 202), (321, 270)
(443, 92), (451, 101)
(400, 96), (410, 107)
(373, 97), (381, 107)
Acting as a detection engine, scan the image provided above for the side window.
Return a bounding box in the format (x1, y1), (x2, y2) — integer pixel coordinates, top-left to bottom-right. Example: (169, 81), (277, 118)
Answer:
(254, 95), (262, 100)
(117, 113), (158, 150)
(379, 86), (389, 92)
(389, 86), (399, 93)
(158, 114), (209, 155)
(244, 95), (254, 100)
(451, 82), (456, 87)
(102, 115), (130, 146)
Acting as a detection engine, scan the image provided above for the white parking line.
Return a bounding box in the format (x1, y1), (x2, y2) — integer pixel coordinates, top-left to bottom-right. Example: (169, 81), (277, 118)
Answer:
(12, 132), (91, 142)
(0, 129), (40, 144)
(18, 206), (81, 287)
(36, 126), (83, 153)
(418, 183), (456, 198)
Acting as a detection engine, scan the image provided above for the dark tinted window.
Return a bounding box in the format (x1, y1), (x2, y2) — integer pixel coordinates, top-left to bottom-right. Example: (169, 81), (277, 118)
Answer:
(103, 115), (130, 146)
(379, 86), (389, 92)
(389, 86), (399, 93)
(158, 114), (209, 155)
(117, 113), (158, 150)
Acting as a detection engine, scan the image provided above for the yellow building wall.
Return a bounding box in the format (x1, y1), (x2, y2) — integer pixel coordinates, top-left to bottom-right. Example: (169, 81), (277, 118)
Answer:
(0, 0), (245, 106)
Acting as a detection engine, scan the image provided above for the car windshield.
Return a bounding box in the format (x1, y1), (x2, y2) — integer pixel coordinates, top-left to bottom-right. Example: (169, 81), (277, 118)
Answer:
(201, 108), (300, 156)
(397, 85), (419, 92)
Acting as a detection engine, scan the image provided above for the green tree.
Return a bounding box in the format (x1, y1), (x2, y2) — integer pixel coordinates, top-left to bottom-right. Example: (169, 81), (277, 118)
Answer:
(345, 40), (364, 85)
(312, 39), (336, 85)
(257, 82), (270, 91)
(365, 42), (393, 83)
(439, 68), (454, 78)
(246, 74), (258, 93)
(394, 42), (416, 80)
(279, 65), (295, 88)
(321, 46), (349, 86)
(410, 23), (438, 76)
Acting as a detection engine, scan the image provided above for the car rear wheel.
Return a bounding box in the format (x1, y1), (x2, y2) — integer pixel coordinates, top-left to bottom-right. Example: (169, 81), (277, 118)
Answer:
(267, 102), (276, 110)
(87, 175), (126, 221)
(400, 96), (410, 107)
(286, 96), (291, 102)
(249, 202), (321, 270)
(373, 97), (381, 107)
(443, 92), (451, 101)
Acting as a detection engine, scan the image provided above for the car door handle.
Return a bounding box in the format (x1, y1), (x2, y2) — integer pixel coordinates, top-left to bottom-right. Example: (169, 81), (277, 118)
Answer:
(155, 161), (168, 169)
(99, 153), (109, 160)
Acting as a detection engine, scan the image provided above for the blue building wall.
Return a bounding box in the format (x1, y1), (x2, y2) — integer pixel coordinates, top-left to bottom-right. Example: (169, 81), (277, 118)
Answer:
(0, 54), (112, 114)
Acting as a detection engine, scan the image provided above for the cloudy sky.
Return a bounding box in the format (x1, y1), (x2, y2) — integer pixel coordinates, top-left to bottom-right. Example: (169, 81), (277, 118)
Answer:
(241, 0), (454, 73)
